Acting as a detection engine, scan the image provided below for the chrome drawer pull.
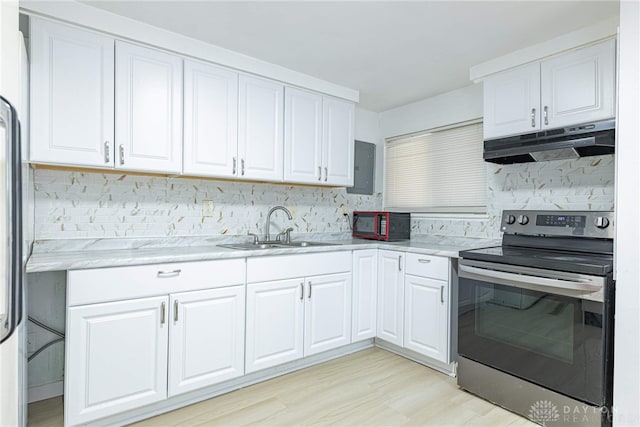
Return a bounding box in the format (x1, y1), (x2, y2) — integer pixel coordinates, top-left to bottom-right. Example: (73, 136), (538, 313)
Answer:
(119, 144), (125, 165)
(104, 141), (110, 163)
(418, 259), (431, 264)
(161, 302), (166, 324)
(531, 108), (536, 127)
(308, 281), (312, 299)
(440, 286), (444, 304)
(174, 300), (179, 322)
(157, 269), (181, 278)
(300, 282), (304, 301)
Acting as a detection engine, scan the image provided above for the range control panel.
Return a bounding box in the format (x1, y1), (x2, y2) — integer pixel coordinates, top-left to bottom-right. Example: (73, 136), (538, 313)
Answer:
(501, 210), (614, 239)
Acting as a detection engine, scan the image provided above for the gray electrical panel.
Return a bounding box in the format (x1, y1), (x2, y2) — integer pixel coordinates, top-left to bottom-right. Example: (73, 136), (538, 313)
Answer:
(347, 140), (375, 195)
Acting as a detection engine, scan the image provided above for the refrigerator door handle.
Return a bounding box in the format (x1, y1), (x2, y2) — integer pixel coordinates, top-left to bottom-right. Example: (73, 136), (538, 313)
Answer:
(0, 95), (23, 345)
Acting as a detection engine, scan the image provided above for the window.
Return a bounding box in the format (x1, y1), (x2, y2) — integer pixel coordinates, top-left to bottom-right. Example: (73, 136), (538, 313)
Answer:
(384, 121), (485, 213)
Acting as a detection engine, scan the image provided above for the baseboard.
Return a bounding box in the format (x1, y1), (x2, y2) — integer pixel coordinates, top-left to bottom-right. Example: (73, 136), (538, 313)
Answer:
(28, 381), (63, 403)
(374, 338), (457, 377)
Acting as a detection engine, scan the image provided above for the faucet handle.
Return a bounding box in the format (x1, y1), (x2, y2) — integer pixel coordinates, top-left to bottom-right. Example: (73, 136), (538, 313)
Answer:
(247, 232), (260, 244)
(277, 227), (294, 244)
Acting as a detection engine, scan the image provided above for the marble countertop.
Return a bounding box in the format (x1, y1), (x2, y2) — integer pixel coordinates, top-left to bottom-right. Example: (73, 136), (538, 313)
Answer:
(26, 235), (501, 273)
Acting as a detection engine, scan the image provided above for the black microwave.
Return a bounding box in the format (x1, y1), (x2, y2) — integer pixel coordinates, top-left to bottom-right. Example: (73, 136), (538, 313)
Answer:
(352, 211), (410, 241)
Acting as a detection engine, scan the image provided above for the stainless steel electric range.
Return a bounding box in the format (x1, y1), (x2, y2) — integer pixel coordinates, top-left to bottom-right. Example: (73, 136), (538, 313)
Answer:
(458, 210), (615, 427)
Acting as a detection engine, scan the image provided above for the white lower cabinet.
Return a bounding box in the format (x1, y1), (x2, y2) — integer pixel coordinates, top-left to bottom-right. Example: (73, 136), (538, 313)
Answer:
(168, 286), (245, 397)
(375, 251), (452, 364)
(66, 296), (169, 426)
(376, 250), (405, 346)
(245, 252), (352, 374)
(304, 272), (351, 356)
(65, 259), (245, 426)
(245, 278), (305, 373)
(404, 274), (449, 363)
(352, 249), (378, 341)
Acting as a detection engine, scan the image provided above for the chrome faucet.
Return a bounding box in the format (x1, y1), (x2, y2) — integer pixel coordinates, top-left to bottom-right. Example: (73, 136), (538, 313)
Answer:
(265, 206), (293, 242)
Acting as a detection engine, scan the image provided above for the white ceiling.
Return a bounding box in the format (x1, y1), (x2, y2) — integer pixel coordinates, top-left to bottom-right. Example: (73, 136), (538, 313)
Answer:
(82, 1), (619, 112)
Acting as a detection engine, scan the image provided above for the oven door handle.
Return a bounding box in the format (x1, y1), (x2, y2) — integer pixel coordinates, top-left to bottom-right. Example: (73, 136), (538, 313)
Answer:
(459, 264), (603, 294)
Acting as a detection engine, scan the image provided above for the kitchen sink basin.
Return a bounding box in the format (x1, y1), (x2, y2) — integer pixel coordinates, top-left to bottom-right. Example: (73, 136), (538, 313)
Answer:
(280, 241), (336, 247)
(218, 241), (337, 251)
(218, 243), (285, 250)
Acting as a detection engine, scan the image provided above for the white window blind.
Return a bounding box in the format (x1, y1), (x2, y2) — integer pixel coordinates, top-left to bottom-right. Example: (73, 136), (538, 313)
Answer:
(384, 122), (486, 213)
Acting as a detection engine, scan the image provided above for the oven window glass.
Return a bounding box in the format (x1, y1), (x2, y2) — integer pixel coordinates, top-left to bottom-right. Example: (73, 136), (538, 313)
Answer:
(475, 286), (574, 363)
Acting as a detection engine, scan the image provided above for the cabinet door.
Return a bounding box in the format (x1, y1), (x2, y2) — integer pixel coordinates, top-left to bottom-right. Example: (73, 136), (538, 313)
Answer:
(65, 296), (168, 426)
(238, 75), (284, 181)
(352, 249), (377, 341)
(304, 272), (351, 356)
(115, 41), (183, 173)
(183, 60), (239, 178)
(245, 279), (304, 373)
(541, 40), (616, 129)
(168, 286), (245, 397)
(404, 274), (449, 363)
(376, 250), (405, 346)
(30, 18), (114, 168)
(322, 97), (355, 186)
(483, 62), (541, 140)
(284, 87), (323, 184)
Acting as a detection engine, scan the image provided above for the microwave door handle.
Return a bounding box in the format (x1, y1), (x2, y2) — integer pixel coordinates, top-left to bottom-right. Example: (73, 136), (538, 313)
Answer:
(459, 264), (602, 293)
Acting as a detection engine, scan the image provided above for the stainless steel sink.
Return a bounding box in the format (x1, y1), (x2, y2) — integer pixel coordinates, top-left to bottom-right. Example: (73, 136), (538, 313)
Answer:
(218, 243), (285, 250)
(281, 241), (336, 247)
(218, 241), (337, 251)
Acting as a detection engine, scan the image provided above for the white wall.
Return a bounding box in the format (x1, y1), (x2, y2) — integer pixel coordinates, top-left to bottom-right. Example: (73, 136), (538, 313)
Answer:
(613, 1), (640, 425)
(379, 83), (482, 139)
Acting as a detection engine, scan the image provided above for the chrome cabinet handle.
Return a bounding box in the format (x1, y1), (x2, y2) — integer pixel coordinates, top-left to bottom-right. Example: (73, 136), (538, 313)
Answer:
(104, 141), (110, 163)
(241, 159), (245, 176)
(418, 259), (431, 264)
(300, 282), (304, 301)
(119, 144), (125, 165)
(232, 157), (237, 175)
(398, 255), (402, 272)
(318, 166), (322, 181)
(324, 167), (328, 182)
(530, 108), (536, 127)
(157, 269), (181, 278)
(543, 106), (549, 125)
(308, 281), (312, 299)
(174, 300), (179, 322)
(440, 286), (444, 304)
(161, 302), (166, 324)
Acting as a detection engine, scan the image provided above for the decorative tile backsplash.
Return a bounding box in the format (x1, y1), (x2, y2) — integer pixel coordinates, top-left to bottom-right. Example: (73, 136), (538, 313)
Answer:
(33, 169), (382, 240)
(411, 155), (615, 238)
(32, 155), (614, 241)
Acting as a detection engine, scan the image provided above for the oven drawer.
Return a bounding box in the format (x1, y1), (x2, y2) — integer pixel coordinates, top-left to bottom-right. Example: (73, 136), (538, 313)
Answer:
(405, 253), (448, 280)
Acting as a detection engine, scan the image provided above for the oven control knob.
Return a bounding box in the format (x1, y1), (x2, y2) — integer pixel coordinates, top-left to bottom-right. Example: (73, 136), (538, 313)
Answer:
(505, 215), (516, 225)
(517, 215), (529, 225)
(595, 217), (610, 229)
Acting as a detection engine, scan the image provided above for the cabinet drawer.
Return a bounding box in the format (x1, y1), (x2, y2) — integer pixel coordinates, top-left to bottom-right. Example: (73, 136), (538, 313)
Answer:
(68, 258), (245, 306)
(247, 251), (351, 283)
(404, 253), (448, 280)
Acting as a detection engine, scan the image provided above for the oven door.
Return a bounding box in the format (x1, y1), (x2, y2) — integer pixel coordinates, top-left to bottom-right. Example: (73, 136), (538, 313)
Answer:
(458, 259), (613, 406)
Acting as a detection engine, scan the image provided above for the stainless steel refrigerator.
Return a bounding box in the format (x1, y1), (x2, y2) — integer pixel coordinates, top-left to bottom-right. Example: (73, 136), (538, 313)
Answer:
(0, 94), (25, 427)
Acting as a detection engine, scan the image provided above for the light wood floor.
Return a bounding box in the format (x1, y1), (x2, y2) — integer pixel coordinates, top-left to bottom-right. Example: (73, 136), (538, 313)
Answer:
(28, 348), (536, 426)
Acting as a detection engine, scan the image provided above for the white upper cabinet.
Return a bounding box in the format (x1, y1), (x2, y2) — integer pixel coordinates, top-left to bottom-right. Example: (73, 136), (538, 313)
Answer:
(183, 60), (239, 178)
(238, 75), (284, 181)
(541, 40), (616, 129)
(483, 63), (541, 139)
(284, 88), (355, 186)
(115, 41), (183, 173)
(483, 39), (616, 140)
(284, 87), (323, 184)
(322, 97), (355, 187)
(30, 18), (115, 168)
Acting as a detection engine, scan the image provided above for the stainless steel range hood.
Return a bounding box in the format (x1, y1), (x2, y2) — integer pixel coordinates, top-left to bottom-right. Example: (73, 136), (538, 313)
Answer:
(484, 119), (615, 164)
